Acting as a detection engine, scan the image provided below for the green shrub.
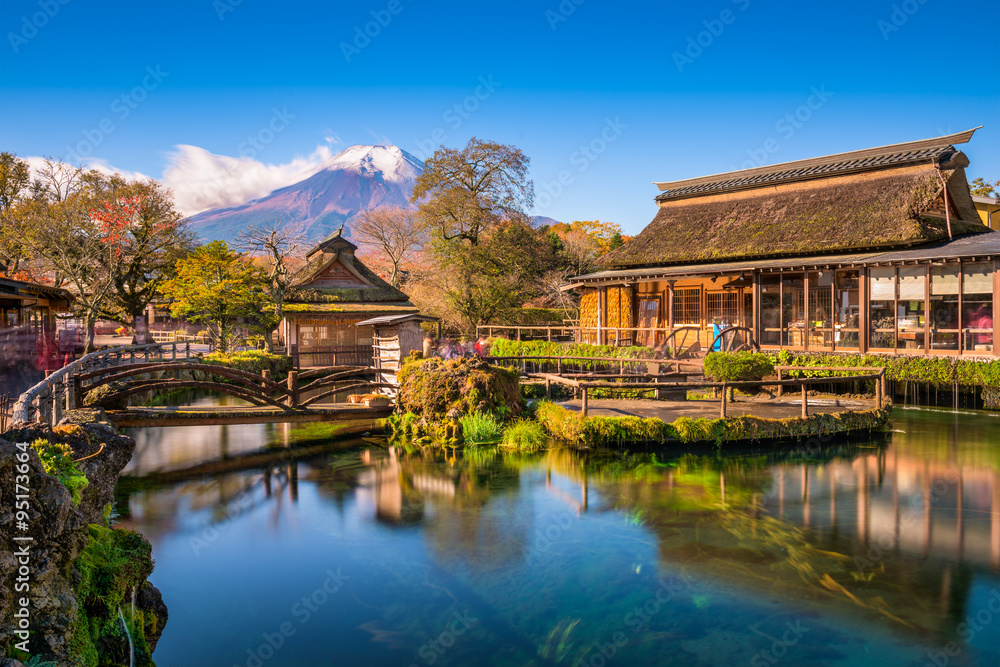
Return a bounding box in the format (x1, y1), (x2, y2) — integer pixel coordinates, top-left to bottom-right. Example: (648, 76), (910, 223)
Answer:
(768, 351), (1000, 388)
(31, 439), (89, 506)
(460, 412), (505, 444)
(487, 339), (656, 368)
(500, 419), (548, 451)
(202, 350), (292, 377)
(703, 351), (775, 382)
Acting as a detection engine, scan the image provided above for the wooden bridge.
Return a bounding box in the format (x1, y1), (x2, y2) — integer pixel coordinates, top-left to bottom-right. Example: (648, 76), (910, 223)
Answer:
(12, 342), (394, 428)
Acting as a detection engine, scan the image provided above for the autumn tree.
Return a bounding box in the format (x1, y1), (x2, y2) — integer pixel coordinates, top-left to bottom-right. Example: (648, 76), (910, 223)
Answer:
(160, 241), (269, 354)
(235, 221), (303, 352)
(970, 177), (999, 197)
(88, 177), (194, 341)
(22, 161), (119, 351)
(350, 207), (424, 288)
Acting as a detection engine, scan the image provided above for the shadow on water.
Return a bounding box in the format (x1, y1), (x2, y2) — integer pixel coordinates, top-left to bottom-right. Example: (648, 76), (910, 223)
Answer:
(116, 396), (1000, 667)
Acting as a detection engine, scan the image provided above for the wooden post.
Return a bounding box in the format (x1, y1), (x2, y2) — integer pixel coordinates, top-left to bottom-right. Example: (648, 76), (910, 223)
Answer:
(881, 372), (887, 406)
(65, 371), (75, 411)
(720, 383), (728, 419)
(287, 371), (298, 407)
(876, 373), (883, 407)
(262, 369), (271, 390)
(171, 342), (177, 360)
(619, 359), (625, 375)
(777, 369), (783, 397)
(52, 381), (62, 426)
(185, 342), (191, 358)
(547, 327), (552, 342)
(801, 383), (808, 418)
(581, 386), (588, 418)
(545, 377), (551, 399)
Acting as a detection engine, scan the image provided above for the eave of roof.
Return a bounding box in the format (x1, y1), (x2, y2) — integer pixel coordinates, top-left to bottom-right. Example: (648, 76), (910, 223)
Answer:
(572, 231), (1000, 284)
(653, 127), (981, 202)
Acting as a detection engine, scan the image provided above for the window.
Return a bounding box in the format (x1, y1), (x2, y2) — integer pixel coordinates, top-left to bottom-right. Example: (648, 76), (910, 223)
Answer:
(706, 291), (739, 324)
(963, 262), (993, 353)
(808, 271), (834, 349)
(897, 266), (925, 351)
(760, 275), (781, 346)
(869, 268), (896, 349)
(672, 288), (701, 325)
(835, 270), (860, 349)
(782, 274), (804, 347)
(930, 265), (959, 351)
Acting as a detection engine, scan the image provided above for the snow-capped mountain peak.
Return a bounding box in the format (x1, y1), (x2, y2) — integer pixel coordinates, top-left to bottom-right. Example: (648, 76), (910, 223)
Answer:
(184, 144), (425, 246)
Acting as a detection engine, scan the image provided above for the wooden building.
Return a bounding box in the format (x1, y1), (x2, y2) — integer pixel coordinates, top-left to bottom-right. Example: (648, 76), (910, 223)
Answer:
(358, 313), (439, 393)
(572, 128), (999, 357)
(0, 277), (74, 369)
(279, 229), (420, 367)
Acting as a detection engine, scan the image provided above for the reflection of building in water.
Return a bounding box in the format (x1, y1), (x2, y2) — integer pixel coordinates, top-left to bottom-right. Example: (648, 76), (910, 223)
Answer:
(357, 448), (530, 571)
(764, 449), (1000, 572)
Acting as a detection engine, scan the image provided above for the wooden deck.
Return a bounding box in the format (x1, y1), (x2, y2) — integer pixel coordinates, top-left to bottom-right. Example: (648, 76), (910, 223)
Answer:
(106, 403), (393, 427)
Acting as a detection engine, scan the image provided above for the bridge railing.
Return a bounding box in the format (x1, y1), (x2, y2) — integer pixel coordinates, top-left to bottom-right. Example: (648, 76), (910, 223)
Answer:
(12, 342), (196, 427)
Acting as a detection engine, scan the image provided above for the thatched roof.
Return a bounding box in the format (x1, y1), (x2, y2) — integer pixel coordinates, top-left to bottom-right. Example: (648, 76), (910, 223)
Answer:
(604, 165), (987, 269)
(290, 228), (412, 304)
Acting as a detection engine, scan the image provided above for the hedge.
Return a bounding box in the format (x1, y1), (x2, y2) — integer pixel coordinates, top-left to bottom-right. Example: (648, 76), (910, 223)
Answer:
(769, 351), (1000, 388)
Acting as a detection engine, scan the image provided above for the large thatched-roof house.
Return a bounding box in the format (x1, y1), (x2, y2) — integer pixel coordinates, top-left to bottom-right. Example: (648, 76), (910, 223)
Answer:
(572, 127), (998, 357)
(278, 229), (419, 367)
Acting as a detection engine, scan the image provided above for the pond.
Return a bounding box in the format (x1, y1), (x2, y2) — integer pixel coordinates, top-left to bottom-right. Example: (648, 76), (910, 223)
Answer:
(117, 402), (1000, 667)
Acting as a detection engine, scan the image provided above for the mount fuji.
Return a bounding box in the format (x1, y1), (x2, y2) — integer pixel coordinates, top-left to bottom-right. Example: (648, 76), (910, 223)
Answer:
(183, 145), (424, 246)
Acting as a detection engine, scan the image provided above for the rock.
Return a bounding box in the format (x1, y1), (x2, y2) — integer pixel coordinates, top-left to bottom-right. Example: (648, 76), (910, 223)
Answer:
(0, 437), (86, 662)
(136, 582), (169, 652)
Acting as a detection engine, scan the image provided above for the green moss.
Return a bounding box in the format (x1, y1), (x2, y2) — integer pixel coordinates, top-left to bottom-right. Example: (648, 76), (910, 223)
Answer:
(71, 525), (157, 667)
(30, 439), (88, 506)
(534, 401), (890, 447)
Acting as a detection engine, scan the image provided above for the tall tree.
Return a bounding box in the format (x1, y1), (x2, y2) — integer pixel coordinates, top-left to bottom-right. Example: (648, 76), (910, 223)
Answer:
(235, 221), (302, 352)
(350, 207), (424, 288)
(22, 161), (114, 352)
(411, 137), (534, 246)
(89, 177), (194, 341)
(0, 152), (32, 276)
(160, 241), (268, 354)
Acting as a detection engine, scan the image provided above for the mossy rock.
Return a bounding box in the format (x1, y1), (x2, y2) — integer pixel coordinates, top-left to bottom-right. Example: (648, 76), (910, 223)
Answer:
(396, 357), (524, 421)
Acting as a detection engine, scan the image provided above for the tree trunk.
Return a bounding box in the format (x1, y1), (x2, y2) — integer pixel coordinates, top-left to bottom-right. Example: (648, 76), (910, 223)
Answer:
(84, 314), (97, 355)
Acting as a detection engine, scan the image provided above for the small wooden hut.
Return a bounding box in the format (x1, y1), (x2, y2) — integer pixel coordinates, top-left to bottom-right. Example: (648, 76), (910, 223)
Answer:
(278, 229), (420, 367)
(357, 314), (438, 393)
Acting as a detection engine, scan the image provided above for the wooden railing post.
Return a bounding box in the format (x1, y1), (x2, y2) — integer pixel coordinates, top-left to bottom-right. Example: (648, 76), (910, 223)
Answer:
(581, 386), (588, 418)
(185, 342), (191, 358)
(287, 371), (298, 407)
(876, 372), (884, 407)
(545, 377), (551, 399)
(51, 381), (62, 426)
(777, 369), (783, 397)
(720, 383), (728, 419)
(65, 370), (75, 411)
(262, 369), (271, 390)
(801, 383), (808, 418)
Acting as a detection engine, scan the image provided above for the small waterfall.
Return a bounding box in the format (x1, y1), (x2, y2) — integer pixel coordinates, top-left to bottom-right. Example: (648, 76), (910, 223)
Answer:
(118, 606), (135, 667)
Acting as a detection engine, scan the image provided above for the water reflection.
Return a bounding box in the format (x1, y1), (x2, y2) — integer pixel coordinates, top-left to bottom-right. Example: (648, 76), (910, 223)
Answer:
(118, 406), (1000, 666)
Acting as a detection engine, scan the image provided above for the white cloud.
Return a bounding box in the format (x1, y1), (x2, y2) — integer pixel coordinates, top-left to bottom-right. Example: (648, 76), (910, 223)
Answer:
(24, 156), (152, 183)
(162, 144), (334, 217)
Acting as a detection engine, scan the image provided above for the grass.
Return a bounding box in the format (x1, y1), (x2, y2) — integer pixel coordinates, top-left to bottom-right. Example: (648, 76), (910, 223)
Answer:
(500, 419), (548, 451)
(460, 412), (505, 445)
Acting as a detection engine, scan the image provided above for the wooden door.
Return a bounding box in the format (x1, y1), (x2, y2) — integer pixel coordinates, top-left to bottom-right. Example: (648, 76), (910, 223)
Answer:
(637, 297), (661, 347)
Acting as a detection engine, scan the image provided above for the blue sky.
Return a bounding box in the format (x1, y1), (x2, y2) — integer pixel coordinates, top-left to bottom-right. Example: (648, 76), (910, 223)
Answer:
(1, 0), (997, 234)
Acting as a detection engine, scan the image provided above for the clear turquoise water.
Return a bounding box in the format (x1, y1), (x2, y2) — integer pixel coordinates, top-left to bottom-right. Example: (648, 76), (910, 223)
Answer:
(118, 405), (1000, 667)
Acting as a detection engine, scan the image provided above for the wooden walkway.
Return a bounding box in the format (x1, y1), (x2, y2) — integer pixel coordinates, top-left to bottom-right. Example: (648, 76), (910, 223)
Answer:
(106, 403), (393, 427)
